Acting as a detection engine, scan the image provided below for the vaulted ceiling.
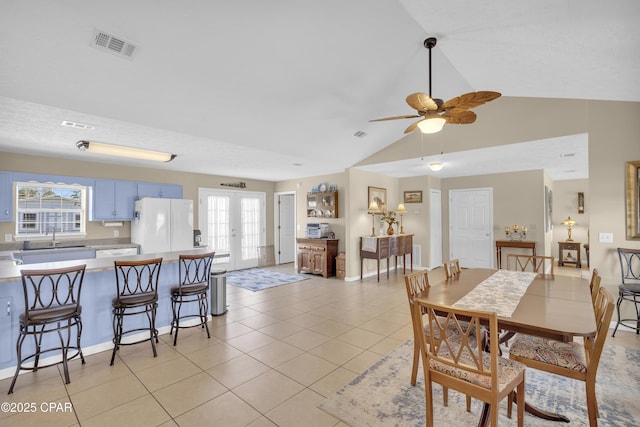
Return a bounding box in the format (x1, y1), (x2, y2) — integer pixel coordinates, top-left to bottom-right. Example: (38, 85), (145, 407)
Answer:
(0, 1), (638, 181)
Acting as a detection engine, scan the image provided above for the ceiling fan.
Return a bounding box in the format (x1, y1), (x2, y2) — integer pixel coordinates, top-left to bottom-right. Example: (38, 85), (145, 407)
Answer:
(370, 37), (501, 134)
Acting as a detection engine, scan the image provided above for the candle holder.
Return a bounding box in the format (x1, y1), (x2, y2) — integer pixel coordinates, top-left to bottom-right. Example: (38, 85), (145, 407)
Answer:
(504, 224), (527, 241)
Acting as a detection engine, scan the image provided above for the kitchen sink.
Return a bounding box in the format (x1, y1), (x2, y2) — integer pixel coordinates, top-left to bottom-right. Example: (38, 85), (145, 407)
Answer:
(22, 245), (87, 251)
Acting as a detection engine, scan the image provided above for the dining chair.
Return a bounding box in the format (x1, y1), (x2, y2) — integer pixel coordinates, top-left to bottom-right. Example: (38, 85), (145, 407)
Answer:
(506, 254), (554, 278)
(508, 287), (614, 427)
(111, 258), (162, 366)
(414, 299), (525, 427)
(611, 247), (640, 336)
(404, 271), (470, 410)
(170, 252), (215, 346)
(589, 269), (601, 307)
(443, 259), (461, 279)
(8, 264), (87, 394)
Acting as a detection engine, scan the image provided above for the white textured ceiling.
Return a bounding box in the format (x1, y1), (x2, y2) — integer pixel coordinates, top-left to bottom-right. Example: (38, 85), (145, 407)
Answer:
(0, 1), (638, 181)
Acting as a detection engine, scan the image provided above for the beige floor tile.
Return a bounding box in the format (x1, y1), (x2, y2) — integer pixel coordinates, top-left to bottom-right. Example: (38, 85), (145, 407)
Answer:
(226, 330), (278, 353)
(237, 312), (281, 329)
(185, 341), (244, 370)
(368, 336), (406, 356)
(116, 340), (182, 372)
(174, 391), (261, 427)
(358, 317), (405, 336)
(308, 339), (364, 366)
(152, 371), (227, 417)
(135, 356), (201, 392)
(257, 320), (305, 339)
(64, 353), (135, 395)
(266, 388), (340, 427)
(282, 329), (332, 351)
(309, 366), (359, 398)
(341, 349), (386, 374)
(81, 394), (170, 427)
(70, 374), (148, 421)
(335, 327), (385, 349)
(246, 416), (279, 427)
(275, 353), (338, 386)
(207, 354), (271, 389)
(232, 369), (305, 413)
(167, 327), (220, 354)
(209, 321), (255, 340)
(2, 369), (68, 403)
(2, 397), (77, 427)
(307, 319), (355, 338)
(248, 340), (305, 368)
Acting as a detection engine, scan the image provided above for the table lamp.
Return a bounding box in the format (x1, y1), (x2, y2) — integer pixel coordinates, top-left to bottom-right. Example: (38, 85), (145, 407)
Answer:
(561, 216), (577, 241)
(368, 201), (381, 237)
(396, 203), (407, 234)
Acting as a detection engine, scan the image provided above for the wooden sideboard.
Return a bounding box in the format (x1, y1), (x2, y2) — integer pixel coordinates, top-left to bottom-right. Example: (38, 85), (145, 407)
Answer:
(360, 234), (413, 282)
(296, 238), (338, 278)
(495, 240), (536, 269)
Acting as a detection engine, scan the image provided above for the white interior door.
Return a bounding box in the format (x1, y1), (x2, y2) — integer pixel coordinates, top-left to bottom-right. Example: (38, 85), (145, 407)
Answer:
(449, 188), (493, 268)
(198, 189), (266, 270)
(275, 192), (296, 264)
(430, 190), (442, 269)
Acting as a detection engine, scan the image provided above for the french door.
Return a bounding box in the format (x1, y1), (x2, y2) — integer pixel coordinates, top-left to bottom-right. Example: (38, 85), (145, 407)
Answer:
(198, 189), (266, 270)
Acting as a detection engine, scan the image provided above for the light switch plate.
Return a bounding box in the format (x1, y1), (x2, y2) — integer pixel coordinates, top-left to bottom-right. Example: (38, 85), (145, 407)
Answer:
(599, 232), (613, 243)
(4, 234), (12, 242)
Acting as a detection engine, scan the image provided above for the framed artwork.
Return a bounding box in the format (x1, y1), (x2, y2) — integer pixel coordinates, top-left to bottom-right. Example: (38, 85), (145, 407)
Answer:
(368, 186), (386, 211)
(578, 192), (585, 214)
(625, 160), (640, 240)
(404, 190), (422, 204)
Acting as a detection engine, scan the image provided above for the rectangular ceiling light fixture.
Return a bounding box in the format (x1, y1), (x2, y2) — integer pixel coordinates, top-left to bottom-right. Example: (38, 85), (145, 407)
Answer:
(76, 140), (176, 162)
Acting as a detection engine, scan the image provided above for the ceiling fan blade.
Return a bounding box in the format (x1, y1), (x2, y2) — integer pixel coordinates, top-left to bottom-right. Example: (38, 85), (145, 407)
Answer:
(369, 114), (422, 122)
(442, 91), (501, 111)
(445, 110), (477, 124)
(406, 93), (438, 112)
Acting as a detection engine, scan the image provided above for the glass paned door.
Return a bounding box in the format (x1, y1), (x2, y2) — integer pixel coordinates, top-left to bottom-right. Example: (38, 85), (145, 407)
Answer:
(199, 189), (265, 270)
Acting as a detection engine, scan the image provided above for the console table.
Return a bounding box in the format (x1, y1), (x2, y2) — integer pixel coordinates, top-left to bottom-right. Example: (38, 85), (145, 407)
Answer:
(360, 234), (413, 282)
(495, 240), (536, 269)
(558, 241), (582, 268)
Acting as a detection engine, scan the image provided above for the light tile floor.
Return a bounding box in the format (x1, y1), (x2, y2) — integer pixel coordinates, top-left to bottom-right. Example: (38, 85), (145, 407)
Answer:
(1, 264), (638, 426)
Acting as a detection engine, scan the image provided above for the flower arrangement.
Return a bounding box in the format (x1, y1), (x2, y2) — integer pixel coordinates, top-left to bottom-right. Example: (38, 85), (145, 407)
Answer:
(381, 210), (398, 226)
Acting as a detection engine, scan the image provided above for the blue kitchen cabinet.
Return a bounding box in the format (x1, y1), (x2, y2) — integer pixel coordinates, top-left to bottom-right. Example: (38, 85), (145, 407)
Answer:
(16, 248), (97, 265)
(0, 172), (13, 222)
(137, 182), (183, 199)
(0, 296), (13, 363)
(92, 179), (137, 220)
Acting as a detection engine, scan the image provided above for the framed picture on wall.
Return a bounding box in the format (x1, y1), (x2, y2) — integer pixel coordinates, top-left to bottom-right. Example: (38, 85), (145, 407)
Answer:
(404, 190), (422, 204)
(368, 186), (386, 211)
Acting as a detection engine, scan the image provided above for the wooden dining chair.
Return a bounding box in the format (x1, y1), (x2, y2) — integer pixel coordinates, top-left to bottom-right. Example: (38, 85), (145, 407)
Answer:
(443, 259), (461, 279)
(414, 299), (525, 427)
(589, 269), (601, 307)
(506, 254), (554, 278)
(508, 287), (614, 427)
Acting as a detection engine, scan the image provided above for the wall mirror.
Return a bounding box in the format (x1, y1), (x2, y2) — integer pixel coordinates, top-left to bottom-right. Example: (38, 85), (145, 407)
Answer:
(626, 160), (640, 240)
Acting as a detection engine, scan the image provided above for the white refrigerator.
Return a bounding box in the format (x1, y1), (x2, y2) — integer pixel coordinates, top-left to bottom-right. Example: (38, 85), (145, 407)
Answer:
(131, 198), (194, 254)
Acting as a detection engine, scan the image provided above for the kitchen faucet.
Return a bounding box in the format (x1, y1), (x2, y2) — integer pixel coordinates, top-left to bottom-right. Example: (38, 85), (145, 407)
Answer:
(46, 225), (57, 247)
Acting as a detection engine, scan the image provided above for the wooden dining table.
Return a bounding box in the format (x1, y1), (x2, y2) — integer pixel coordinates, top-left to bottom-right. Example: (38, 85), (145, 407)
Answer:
(416, 268), (596, 425)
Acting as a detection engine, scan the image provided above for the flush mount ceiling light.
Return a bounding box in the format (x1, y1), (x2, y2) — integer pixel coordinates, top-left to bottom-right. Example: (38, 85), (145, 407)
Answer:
(428, 161), (444, 171)
(369, 37), (501, 134)
(76, 140), (176, 162)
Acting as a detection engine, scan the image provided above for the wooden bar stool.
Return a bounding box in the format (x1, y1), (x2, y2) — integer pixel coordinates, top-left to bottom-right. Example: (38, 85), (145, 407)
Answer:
(110, 258), (162, 366)
(8, 264), (86, 394)
(170, 252), (215, 346)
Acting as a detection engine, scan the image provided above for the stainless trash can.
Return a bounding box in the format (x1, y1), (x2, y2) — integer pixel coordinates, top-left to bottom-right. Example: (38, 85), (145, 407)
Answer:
(210, 269), (227, 316)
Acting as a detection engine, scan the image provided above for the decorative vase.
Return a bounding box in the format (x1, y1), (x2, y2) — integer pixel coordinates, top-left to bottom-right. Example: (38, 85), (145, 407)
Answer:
(387, 224), (395, 235)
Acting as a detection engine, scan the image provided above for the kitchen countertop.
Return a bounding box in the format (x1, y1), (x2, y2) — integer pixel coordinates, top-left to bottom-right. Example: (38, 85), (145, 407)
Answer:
(0, 247), (228, 282)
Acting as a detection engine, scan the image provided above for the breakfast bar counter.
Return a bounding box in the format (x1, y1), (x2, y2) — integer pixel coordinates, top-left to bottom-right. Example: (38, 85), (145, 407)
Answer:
(0, 247), (228, 375)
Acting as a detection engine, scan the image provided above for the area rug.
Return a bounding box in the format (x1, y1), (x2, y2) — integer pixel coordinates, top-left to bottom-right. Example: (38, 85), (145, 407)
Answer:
(319, 340), (640, 426)
(226, 268), (310, 292)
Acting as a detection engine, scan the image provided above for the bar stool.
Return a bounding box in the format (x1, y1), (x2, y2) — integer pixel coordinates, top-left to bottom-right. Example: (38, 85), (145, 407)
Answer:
(110, 258), (162, 366)
(170, 252), (215, 345)
(8, 264), (86, 394)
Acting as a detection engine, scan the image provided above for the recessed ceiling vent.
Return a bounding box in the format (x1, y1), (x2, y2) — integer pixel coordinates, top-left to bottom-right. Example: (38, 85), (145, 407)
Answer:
(91, 29), (138, 59)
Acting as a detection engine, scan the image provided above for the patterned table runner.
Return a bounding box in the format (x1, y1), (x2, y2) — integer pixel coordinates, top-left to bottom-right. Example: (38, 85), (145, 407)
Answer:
(453, 270), (538, 318)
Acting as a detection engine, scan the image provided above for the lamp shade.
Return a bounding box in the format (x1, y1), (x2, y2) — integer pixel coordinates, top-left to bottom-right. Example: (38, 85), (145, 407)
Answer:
(417, 116), (446, 134)
(368, 201), (381, 214)
(561, 216), (577, 226)
(396, 203), (407, 214)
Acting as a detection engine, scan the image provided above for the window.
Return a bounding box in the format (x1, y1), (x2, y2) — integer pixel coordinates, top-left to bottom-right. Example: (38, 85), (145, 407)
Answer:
(15, 182), (87, 239)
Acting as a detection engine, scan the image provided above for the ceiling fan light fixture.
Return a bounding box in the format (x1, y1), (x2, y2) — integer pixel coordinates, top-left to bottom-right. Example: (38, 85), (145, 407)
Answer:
(417, 116), (446, 134)
(429, 161), (444, 171)
(76, 140), (176, 162)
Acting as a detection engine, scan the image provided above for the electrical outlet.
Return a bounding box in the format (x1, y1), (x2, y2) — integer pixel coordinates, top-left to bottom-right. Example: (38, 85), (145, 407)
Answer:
(4, 234), (12, 242)
(114, 230), (120, 237)
(599, 232), (613, 243)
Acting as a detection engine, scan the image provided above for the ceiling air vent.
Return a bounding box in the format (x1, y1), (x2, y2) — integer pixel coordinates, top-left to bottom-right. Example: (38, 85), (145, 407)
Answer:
(91, 29), (138, 59)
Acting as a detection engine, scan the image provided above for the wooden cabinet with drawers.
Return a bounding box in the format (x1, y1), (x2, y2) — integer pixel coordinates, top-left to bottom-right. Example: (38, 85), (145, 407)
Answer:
(335, 253), (345, 279)
(296, 238), (339, 278)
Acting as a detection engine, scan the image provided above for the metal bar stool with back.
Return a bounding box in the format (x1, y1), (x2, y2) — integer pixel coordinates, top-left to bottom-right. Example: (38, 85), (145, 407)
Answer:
(110, 258), (163, 366)
(8, 264), (87, 394)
